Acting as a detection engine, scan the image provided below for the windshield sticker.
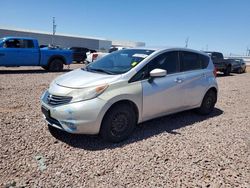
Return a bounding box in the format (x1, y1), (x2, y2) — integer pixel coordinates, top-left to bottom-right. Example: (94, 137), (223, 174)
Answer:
(132, 54), (148, 58)
(131, 62), (138, 67)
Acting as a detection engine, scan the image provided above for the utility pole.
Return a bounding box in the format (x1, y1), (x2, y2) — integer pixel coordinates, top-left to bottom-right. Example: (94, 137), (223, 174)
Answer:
(52, 17), (57, 46)
(185, 37), (189, 48)
(247, 47), (250, 56)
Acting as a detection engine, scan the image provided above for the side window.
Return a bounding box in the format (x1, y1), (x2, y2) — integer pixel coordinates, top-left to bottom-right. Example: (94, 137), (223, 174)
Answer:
(180, 51), (201, 72)
(21, 40), (34, 48)
(199, 54), (209, 69)
(4, 39), (21, 48)
(129, 51), (179, 83)
(129, 66), (148, 83)
(148, 51), (179, 74)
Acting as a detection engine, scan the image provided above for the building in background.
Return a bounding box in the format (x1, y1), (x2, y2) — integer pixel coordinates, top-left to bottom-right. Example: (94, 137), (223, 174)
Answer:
(0, 27), (145, 51)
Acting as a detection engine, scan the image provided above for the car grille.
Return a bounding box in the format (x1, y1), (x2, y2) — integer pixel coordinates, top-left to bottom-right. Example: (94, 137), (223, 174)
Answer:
(47, 94), (72, 106)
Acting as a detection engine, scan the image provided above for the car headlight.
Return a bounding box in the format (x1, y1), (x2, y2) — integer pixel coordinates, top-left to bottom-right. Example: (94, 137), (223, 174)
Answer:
(70, 84), (108, 102)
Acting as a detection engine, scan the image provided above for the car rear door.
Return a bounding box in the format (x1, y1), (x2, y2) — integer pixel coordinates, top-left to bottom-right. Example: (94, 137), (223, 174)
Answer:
(18, 39), (39, 66)
(179, 51), (208, 107)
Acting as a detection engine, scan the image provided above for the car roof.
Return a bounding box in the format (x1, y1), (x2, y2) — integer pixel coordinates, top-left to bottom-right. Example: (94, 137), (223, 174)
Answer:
(2, 36), (36, 40)
(128, 47), (210, 57)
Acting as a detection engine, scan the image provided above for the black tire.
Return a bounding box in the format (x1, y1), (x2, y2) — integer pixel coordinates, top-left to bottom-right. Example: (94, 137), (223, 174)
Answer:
(49, 59), (64, 72)
(100, 104), (136, 143)
(223, 65), (231, 76)
(41, 65), (49, 70)
(237, 68), (242, 74)
(196, 90), (216, 115)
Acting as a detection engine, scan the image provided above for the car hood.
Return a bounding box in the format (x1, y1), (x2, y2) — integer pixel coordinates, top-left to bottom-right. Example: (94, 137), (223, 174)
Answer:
(55, 68), (122, 88)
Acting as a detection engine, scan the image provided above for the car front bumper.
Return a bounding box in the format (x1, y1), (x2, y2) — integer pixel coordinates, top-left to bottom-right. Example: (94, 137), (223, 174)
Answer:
(40, 91), (109, 135)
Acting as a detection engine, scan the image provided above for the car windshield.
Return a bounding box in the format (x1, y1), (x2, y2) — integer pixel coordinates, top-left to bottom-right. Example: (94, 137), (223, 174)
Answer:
(85, 49), (154, 74)
(0, 38), (4, 44)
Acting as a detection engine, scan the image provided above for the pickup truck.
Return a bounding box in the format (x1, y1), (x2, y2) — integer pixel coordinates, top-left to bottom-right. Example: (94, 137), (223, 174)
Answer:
(204, 51), (234, 76)
(0, 37), (72, 71)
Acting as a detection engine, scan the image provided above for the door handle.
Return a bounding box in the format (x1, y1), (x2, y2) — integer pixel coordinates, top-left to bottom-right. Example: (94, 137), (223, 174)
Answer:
(0, 53), (5, 56)
(175, 78), (183, 83)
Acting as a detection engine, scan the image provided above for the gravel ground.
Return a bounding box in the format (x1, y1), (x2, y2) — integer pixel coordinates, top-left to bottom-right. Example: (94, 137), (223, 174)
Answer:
(0, 64), (249, 187)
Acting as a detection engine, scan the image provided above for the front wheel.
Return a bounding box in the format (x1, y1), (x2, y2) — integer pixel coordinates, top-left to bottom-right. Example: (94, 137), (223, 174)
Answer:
(100, 104), (136, 143)
(196, 90), (216, 115)
(49, 59), (64, 72)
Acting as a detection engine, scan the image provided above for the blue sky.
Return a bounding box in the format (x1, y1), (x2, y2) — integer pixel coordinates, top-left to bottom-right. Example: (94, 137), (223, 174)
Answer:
(0, 0), (249, 55)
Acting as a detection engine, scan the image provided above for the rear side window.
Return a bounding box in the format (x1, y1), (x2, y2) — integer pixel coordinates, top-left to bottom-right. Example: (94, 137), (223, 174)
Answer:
(21, 40), (34, 48)
(199, 54), (209, 69)
(180, 51), (201, 71)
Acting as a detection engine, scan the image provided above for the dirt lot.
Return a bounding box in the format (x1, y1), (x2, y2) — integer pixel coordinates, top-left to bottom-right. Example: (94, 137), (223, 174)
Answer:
(0, 64), (249, 187)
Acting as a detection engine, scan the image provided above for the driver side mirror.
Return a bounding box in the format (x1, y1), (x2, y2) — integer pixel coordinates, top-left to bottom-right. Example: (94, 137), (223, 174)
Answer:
(149, 68), (167, 78)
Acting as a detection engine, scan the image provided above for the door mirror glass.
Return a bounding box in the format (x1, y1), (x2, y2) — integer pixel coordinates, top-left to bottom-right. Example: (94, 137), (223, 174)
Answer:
(150, 68), (167, 77)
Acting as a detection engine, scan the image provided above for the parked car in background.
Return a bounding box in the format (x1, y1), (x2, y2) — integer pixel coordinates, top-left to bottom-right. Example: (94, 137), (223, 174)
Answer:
(41, 48), (218, 142)
(204, 51), (234, 76)
(0, 37), (72, 71)
(70, 47), (95, 63)
(86, 51), (109, 63)
(109, 46), (127, 53)
(227, 58), (246, 73)
(86, 46), (128, 63)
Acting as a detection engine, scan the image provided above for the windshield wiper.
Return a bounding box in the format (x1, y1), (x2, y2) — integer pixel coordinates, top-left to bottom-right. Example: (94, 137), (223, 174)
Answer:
(87, 68), (115, 75)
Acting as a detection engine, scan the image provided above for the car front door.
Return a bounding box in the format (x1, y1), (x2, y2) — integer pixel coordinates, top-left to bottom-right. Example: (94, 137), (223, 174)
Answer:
(0, 39), (22, 66)
(139, 51), (187, 121)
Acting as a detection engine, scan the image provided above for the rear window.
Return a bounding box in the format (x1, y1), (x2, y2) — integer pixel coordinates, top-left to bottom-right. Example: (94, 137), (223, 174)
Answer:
(109, 48), (118, 53)
(70, 47), (89, 52)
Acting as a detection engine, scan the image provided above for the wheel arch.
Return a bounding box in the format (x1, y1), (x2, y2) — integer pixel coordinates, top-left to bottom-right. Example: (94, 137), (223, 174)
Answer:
(48, 55), (66, 65)
(204, 87), (218, 103)
(101, 99), (140, 126)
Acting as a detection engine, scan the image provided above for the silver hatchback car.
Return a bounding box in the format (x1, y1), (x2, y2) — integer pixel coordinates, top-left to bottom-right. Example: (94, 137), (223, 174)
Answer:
(41, 48), (218, 142)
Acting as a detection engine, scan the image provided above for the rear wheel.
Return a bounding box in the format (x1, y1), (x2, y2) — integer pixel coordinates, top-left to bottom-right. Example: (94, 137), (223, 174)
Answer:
(196, 90), (216, 115)
(223, 65), (231, 76)
(100, 104), (136, 143)
(49, 59), (64, 72)
(243, 68), (246, 73)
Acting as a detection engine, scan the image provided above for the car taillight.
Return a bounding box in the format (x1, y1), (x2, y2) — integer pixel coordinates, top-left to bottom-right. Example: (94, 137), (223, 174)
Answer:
(213, 67), (217, 77)
(92, 53), (98, 62)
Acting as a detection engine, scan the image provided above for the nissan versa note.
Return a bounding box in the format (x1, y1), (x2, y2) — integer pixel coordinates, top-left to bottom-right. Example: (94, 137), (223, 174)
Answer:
(41, 48), (218, 142)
